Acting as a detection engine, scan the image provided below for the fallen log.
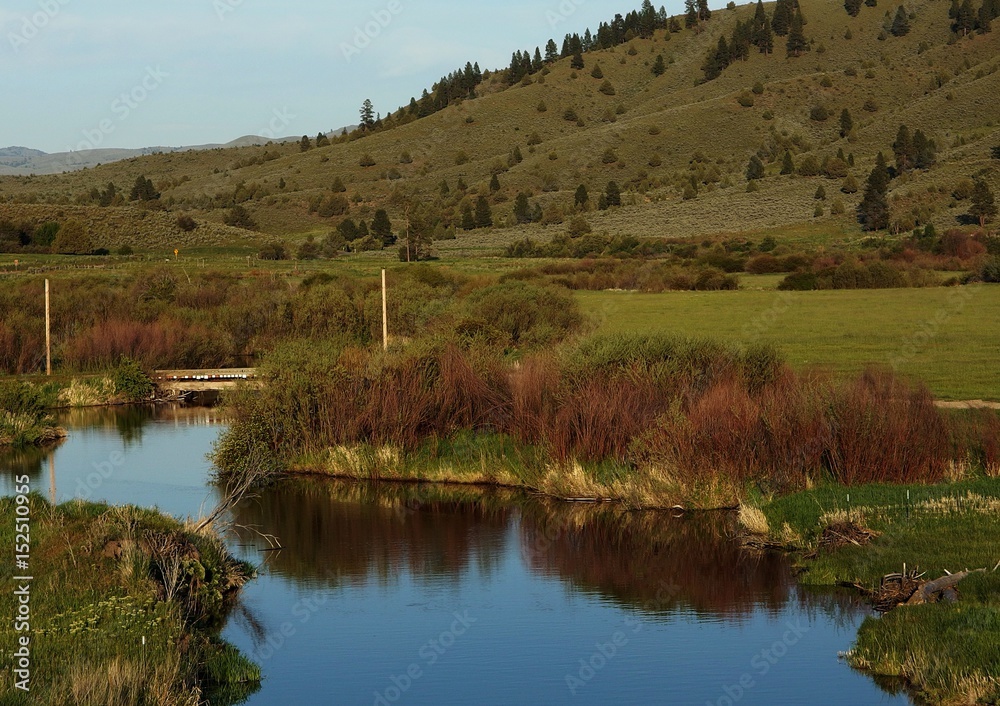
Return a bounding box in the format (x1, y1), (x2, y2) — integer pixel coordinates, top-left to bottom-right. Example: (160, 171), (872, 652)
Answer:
(905, 569), (985, 606)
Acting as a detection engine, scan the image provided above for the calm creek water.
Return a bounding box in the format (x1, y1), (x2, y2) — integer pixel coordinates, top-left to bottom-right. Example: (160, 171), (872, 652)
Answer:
(0, 405), (918, 705)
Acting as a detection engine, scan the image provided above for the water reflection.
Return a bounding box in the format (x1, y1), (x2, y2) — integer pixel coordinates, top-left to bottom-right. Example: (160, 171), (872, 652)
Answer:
(232, 479), (867, 624)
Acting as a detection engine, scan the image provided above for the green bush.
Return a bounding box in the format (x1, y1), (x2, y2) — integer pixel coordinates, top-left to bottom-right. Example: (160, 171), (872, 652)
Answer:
(111, 358), (155, 403)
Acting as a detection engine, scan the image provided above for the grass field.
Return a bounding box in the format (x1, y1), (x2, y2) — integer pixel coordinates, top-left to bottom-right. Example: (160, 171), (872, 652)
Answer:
(576, 286), (1000, 400)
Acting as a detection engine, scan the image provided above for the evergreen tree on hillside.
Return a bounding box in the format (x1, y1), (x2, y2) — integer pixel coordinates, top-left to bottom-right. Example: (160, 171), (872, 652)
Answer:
(703, 36), (730, 80)
(532, 47), (544, 72)
(571, 49), (585, 70)
(371, 209), (395, 246)
(970, 179), (997, 226)
(685, 0), (699, 28)
(461, 203), (475, 230)
(545, 39), (559, 63)
(729, 20), (752, 62)
(605, 181), (622, 207)
(513, 193), (532, 224)
(489, 174), (501, 193)
(746, 155), (765, 181)
(845, 0), (863, 16)
(360, 99), (375, 131)
(772, 0), (793, 36)
(858, 152), (891, 231)
(890, 5), (911, 35)
(954, 0), (976, 34)
(893, 124), (915, 172)
(752, 0), (774, 53)
(840, 108), (854, 138)
(300, 135), (312, 152)
(912, 129), (936, 169)
(781, 151), (795, 175)
(786, 8), (807, 56)
(697, 0), (711, 21)
(652, 53), (666, 76)
(130, 175), (159, 201)
(575, 184), (589, 208)
(474, 196), (493, 228)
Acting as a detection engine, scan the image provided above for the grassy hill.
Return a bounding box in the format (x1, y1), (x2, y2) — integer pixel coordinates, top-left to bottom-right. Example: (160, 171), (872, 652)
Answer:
(1, 0), (998, 256)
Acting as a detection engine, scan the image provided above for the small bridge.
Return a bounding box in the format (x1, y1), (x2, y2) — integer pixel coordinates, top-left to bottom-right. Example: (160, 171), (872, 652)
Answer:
(154, 368), (258, 394)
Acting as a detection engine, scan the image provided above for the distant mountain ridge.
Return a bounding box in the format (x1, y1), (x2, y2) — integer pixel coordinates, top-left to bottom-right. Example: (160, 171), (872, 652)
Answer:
(0, 127), (357, 176)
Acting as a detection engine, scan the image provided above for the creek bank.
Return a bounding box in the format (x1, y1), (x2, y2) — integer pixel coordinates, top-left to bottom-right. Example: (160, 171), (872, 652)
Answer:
(0, 495), (260, 706)
(743, 477), (1000, 705)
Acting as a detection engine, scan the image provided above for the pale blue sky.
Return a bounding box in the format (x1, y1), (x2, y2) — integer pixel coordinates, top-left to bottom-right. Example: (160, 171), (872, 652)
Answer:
(1, 0), (689, 153)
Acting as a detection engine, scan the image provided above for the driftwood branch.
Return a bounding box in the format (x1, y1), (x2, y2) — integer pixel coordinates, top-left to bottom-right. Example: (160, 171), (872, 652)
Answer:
(905, 569), (985, 606)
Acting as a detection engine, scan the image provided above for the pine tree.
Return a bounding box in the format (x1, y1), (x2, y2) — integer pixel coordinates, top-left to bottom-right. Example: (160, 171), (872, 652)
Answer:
(513, 193), (532, 224)
(970, 179), (997, 226)
(698, 0), (711, 21)
(703, 36), (730, 80)
(839, 108), (854, 138)
(955, 0), (976, 34)
(893, 124), (914, 172)
(605, 181), (622, 207)
(575, 184), (589, 208)
(299, 135), (312, 152)
(772, 0), (792, 36)
(753, 0), (774, 53)
(781, 151), (795, 175)
(913, 130), (936, 169)
(490, 174), (501, 193)
(746, 155), (765, 180)
(461, 203), (476, 230)
(845, 0), (863, 16)
(786, 8), (807, 56)
(130, 175), (159, 201)
(890, 5), (910, 36)
(684, 0), (698, 28)
(652, 54), (666, 76)
(532, 47), (544, 72)
(571, 49), (585, 70)
(858, 152), (891, 231)
(371, 209), (395, 246)
(360, 99), (375, 131)
(545, 39), (559, 62)
(474, 196), (493, 228)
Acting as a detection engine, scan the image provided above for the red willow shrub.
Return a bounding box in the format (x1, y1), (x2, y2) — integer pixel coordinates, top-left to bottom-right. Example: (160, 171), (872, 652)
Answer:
(825, 370), (951, 485)
(218, 335), (984, 491)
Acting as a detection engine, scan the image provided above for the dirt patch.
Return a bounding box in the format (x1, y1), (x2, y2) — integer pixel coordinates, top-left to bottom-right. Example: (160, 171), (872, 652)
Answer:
(935, 400), (1000, 410)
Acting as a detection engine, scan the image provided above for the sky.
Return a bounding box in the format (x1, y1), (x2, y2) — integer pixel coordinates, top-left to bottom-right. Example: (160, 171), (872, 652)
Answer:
(0, 0), (689, 154)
